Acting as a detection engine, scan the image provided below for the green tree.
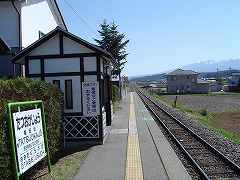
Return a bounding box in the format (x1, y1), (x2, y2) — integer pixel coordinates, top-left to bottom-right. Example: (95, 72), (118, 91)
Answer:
(95, 20), (129, 97)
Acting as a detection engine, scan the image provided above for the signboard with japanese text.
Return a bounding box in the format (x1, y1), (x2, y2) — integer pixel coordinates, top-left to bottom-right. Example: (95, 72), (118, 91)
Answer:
(7, 101), (51, 180)
(13, 108), (46, 174)
(82, 81), (100, 117)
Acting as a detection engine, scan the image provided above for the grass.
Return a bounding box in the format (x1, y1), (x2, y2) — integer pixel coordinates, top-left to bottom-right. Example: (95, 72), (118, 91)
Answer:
(113, 101), (122, 113)
(191, 92), (240, 96)
(36, 150), (89, 180)
(153, 93), (240, 144)
(214, 128), (240, 144)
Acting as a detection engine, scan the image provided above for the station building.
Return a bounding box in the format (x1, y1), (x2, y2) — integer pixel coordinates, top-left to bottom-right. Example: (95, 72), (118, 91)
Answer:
(11, 27), (115, 146)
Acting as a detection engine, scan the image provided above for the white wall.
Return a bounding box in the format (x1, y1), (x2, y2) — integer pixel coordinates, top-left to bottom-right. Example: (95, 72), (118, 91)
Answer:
(29, 59), (41, 74)
(0, 1), (20, 48)
(44, 58), (80, 73)
(30, 34), (60, 55)
(21, 0), (58, 47)
(84, 57), (96, 72)
(84, 75), (97, 82)
(63, 36), (94, 54)
(45, 76), (82, 113)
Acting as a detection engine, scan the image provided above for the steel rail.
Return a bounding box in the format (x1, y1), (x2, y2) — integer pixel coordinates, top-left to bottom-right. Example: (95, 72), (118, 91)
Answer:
(136, 89), (240, 179)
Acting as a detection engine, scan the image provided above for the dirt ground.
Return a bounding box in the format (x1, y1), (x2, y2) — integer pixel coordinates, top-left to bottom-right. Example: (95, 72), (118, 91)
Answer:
(163, 94), (240, 113)
(214, 112), (240, 136)
(161, 94), (240, 136)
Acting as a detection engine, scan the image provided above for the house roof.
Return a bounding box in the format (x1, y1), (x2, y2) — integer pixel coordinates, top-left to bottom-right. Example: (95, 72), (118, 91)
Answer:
(21, 0), (67, 31)
(11, 27), (115, 64)
(0, 37), (10, 53)
(197, 79), (209, 84)
(167, 69), (199, 76)
(8, 0), (67, 30)
(50, 0), (68, 31)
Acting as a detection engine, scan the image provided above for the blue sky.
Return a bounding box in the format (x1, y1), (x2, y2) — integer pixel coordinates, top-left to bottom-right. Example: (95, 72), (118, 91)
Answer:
(57, 0), (240, 77)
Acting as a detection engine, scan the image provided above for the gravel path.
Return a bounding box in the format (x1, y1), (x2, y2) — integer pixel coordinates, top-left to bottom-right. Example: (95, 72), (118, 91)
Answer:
(163, 94), (240, 113)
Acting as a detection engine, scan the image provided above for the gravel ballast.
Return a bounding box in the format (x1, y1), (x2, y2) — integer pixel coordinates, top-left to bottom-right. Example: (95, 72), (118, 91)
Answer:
(151, 95), (240, 167)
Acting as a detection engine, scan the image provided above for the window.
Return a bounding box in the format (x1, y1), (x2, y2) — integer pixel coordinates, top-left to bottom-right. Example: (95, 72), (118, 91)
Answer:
(171, 76), (177, 81)
(65, 80), (73, 109)
(53, 80), (60, 89)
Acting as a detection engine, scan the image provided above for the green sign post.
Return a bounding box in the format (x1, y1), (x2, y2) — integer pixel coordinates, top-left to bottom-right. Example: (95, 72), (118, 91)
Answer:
(7, 100), (51, 180)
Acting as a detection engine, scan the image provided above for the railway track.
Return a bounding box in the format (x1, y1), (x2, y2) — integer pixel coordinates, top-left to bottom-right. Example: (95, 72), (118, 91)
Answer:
(137, 89), (240, 180)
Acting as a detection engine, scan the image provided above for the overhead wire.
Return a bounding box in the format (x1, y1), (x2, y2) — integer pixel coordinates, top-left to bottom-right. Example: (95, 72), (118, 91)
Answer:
(62, 0), (97, 36)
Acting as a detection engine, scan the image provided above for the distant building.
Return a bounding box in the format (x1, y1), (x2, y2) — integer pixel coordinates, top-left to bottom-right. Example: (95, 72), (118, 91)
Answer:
(224, 73), (240, 92)
(229, 73), (240, 86)
(209, 82), (222, 92)
(167, 69), (209, 94)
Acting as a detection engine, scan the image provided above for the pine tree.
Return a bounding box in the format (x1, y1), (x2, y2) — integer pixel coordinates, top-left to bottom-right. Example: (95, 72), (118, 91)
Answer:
(95, 20), (111, 50)
(95, 20), (129, 77)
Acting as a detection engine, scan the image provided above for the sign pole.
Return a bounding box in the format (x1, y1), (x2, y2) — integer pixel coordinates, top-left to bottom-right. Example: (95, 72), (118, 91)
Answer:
(7, 105), (20, 180)
(40, 101), (51, 173)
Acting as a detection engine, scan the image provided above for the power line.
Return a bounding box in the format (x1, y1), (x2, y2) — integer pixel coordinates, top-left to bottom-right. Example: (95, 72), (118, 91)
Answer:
(62, 0), (97, 35)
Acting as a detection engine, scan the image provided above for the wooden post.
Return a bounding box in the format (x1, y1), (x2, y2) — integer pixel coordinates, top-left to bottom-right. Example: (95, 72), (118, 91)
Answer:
(174, 95), (177, 107)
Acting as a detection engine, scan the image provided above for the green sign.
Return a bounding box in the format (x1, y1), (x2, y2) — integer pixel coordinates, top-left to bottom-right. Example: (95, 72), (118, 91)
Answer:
(7, 100), (51, 180)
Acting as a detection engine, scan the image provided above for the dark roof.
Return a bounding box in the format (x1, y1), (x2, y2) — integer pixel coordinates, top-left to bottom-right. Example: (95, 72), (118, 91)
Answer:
(167, 69), (199, 76)
(53, 0), (68, 31)
(0, 37), (10, 53)
(11, 27), (115, 64)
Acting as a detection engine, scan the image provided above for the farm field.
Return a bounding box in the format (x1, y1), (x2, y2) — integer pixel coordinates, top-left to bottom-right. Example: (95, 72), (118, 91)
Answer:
(156, 93), (240, 141)
(162, 93), (240, 113)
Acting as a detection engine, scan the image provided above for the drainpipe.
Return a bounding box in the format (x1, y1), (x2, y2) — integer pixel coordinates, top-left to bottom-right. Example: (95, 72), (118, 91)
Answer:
(11, 0), (22, 76)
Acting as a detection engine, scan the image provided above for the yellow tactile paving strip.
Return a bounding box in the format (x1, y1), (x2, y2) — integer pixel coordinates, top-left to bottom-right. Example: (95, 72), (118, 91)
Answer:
(125, 93), (144, 180)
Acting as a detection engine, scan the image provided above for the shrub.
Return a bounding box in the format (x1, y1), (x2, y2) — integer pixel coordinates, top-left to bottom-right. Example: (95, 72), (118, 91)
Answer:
(112, 85), (120, 103)
(199, 108), (208, 116)
(0, 78), (63, 179)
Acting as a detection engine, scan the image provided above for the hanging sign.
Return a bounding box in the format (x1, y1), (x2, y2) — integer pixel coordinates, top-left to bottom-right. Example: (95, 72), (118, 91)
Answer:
(7, 101), (51, 180)
(82, 81), (100, 116)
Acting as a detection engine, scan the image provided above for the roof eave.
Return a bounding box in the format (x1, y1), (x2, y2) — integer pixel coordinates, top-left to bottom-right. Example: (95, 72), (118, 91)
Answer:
(11, 27), (115, 64)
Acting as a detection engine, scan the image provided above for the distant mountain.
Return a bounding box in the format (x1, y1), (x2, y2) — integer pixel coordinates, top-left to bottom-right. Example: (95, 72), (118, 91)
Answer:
(182, 59), (240, 72)
(130, 59), (240, 82)
(130, 73), (167, 82)
(200, 69), (240, 79)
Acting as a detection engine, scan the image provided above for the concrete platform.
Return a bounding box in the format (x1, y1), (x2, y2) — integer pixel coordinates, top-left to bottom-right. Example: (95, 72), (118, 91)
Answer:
(134, 93), (191, 180)
(73, 92), (191, 180)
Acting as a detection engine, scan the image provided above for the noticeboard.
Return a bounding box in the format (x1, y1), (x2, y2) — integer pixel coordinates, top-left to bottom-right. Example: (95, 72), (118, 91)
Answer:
(82, 81), (100, 117)
(7, 101), (51, 180)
